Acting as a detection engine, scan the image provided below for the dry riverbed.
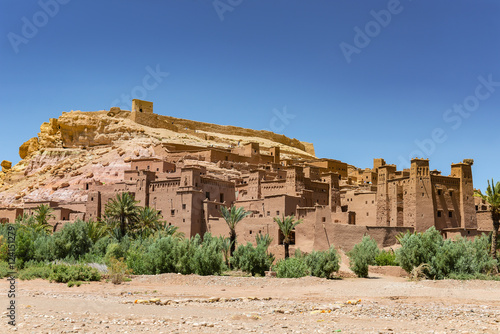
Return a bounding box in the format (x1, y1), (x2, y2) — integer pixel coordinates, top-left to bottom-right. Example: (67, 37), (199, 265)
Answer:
(1, 271), (500, 333)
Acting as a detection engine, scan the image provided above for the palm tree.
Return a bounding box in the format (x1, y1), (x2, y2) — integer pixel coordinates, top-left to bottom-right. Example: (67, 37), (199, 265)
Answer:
(475, 179), (500, 272)
(34, 204), (55, 229)
(220, 206), (251, 257)
(135, 206), (164, 237)
(86, 219), (108, 243)
(104, 192), (139, 240)
(274, 215), (302, 259)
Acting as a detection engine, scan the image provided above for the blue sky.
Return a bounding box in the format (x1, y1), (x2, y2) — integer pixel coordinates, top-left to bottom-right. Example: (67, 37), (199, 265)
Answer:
(1, 0), (499, 191)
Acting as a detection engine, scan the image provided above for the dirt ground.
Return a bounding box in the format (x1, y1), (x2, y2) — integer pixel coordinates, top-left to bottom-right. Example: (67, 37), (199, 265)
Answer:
(1, 269), (500, 334)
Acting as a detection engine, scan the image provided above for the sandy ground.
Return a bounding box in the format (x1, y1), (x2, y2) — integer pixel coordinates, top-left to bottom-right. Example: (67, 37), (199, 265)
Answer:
(1, 270), (500, 334)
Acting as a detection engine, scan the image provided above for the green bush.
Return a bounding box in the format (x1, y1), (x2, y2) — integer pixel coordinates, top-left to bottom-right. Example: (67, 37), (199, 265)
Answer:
(0, 261), (10, 278)
(15, 226), (42, 269)
(191, 233), (226, 276)
(305, 246), (340, 278)
(347, 235), (380, 278)
(53, 221), (93, 260)
(127, 233), (226, 276)
(396, 227), (443, 275)
(90, 235), (113, 259)
(49, 264), (101, 283)
(231, 243), (274, 276)
(18, 262), (53, 280)
(105, 243), (126, 264)
(396, 228), (497, 279)
(375, 250), (398, 266)
(33, 235), (56, 262)
(275, 257), (308, 278)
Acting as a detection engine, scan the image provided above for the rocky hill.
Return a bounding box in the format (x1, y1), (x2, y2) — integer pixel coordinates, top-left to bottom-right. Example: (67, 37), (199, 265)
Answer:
(0, 108), (317, 207)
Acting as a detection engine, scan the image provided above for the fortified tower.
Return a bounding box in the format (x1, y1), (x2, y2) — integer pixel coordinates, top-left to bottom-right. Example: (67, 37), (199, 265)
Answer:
(450, 160), (477, 230)
(376, 164), (396, 226)
(407, 158), (434, 232)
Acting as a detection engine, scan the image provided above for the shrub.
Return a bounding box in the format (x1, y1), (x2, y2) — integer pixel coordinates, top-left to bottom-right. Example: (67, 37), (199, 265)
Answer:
(275, 257), (308, 278)
(305, 246), (340, 278)
(18, 262), (53, 280)
(191, 233), (226, 276)
(347, 235), (380, 278)
(396, 227), (443, 276)
(127, 233), (226, 276)
(107, 257), (133, 284)
(396, 228), (497, 279)
(49, 264), (101, 283)
(140, 236), (178, 274)
(53, 221), (93, 260)
(104, 239), (130, 265)
(33, 235), (56, 262)
(0, 261), (10, 278)
(15, 226), (41, 269)
(375, 250), (398, 266)
(90, 235), (113, 259)
(0, 236), (8, 262)
(231, 243), (274, 276)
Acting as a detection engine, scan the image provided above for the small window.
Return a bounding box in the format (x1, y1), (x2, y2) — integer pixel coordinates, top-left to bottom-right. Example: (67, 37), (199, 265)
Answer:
(322, 217), (326, 222)
(437, 211), (442, 217)
(276, 211), (280, 216)
(449, 191), (453, 197)
(449, 211), (453, 218)
(475, 205), (479, 211)
(267, 211), (270, 216)
(249, 230), (252, 235)
(171, 209), (175, 216)
(182, 204), (186, 210)
(205, 192), (210, 199)
(437, 189), (442, 195)
(366, 212), (369, 216)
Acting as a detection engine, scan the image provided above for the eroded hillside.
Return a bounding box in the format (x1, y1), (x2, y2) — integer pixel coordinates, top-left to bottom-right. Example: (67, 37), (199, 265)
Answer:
(0, 108), (317, 206)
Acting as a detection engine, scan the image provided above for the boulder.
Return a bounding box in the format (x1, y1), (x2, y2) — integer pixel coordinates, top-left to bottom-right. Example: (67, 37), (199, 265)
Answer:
(1, 160), (12, 173)
(19, 137), (39, 159)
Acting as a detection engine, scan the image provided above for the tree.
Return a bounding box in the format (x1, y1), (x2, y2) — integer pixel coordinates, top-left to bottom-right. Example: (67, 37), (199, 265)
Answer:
(134, 206), (164, 238)
(274, 215), (302, 259)
(475, 179), (500, 272)
(220, 206), (251, 258)
(104, 192), (139, 240)
(34, 204), (55, 233)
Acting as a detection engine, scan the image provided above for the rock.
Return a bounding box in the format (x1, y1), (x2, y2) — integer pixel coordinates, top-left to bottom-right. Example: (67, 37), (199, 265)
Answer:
(19, 137), (40, 159)
(60, 182), (70, 188)
(124, 157), (132, 163)
(1, 160), (12, 173)
(265, 271), (277, 277)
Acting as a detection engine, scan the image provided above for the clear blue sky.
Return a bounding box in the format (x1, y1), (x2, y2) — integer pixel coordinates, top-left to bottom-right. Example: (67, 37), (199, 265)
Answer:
(1, 0), (499, 191)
